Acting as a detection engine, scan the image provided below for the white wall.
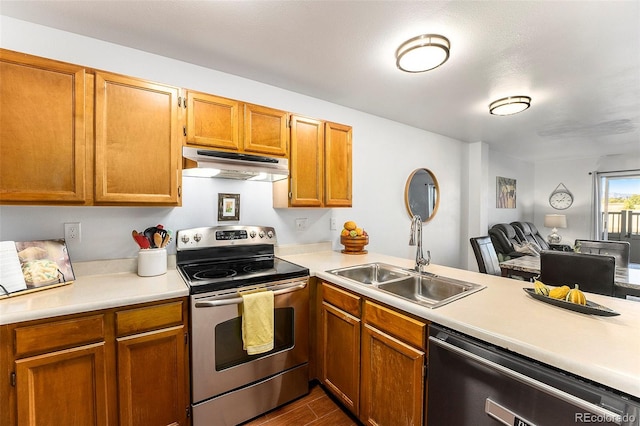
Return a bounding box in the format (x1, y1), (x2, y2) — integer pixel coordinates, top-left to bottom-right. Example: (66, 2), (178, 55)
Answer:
(487, 149), (535, 227)
(534, 153), (640, 246)
(0, 16), (466, 266)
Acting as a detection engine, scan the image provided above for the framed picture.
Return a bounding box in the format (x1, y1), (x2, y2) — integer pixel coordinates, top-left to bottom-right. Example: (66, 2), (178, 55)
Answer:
(218, 193), (240, 221)
(496, 176), (516, 208)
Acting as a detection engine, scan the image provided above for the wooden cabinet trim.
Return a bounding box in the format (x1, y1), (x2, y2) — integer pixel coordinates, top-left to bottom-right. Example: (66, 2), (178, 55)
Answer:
(363, 300), (426, 349)
(322, 282), (361, 317)
(14, 314), (105, 358)
(115, 301), (183, 337)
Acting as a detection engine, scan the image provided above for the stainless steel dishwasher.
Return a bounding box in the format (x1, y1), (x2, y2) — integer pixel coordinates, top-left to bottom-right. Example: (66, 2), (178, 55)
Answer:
(428, 325), (640, 426)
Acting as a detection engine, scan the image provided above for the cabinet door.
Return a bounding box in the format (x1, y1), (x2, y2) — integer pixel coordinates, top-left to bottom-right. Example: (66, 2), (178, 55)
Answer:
(324, 122), (352, 207)
(15, 343), (109, 426)
(117, 326), (187, 426)
(0, 49), (87, 203)
(95, 72), (181, 205)
(186, 91), (240, 150)
(360, 324), (425, 426)
(320, 301), (360, 415)
(243, 104), (288, 156)
(289, 115), (324, 207)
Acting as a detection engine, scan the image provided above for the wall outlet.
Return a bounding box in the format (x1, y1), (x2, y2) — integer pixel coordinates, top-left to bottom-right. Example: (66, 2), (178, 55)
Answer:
(295, 218), (308, 232)
(64, 222), (81, 243)
(330, 217), (337, 230)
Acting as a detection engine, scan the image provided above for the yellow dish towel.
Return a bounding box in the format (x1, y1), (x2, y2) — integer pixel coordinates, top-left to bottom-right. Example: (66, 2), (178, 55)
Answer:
(240, 289), (274, 355)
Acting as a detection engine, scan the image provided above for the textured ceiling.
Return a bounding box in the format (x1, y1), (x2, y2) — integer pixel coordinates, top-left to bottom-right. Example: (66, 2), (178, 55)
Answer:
(2, 0), (639, 162)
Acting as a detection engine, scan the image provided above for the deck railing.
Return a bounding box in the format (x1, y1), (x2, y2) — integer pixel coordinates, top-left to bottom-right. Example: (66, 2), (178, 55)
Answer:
(605, 210), (640, 238)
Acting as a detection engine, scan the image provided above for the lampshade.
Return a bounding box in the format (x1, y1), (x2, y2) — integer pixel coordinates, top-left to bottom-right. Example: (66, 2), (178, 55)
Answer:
(544, 214), (567, 229)
(396, 34), (450, 73)
(489, 96), (531, 116)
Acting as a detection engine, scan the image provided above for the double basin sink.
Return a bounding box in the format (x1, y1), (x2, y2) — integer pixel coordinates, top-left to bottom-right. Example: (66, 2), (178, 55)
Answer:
(327, 263), (485, 308)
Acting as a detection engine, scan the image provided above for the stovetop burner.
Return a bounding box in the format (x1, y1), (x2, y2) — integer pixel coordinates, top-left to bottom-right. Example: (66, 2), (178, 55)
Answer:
(176, 225), (309, 295)
(192, 268), (237, 280)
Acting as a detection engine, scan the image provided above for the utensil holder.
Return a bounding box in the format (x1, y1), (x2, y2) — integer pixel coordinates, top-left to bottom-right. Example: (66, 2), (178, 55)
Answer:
(137, 248), (167, 277)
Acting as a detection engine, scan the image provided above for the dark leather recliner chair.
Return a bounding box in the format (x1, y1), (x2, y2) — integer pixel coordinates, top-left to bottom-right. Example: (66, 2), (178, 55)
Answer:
(511, 221), (549, 250)
(488, 223), (526, 259)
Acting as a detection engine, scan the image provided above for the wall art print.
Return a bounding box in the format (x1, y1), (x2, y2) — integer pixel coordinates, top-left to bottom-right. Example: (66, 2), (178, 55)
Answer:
(496, 176), (516, 209)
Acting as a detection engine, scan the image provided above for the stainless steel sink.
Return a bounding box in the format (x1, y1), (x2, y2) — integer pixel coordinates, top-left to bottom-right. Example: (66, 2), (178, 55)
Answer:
(326, 262), (485, 308)
(327, 263), (411, 285)
(377, 274), (484, 308)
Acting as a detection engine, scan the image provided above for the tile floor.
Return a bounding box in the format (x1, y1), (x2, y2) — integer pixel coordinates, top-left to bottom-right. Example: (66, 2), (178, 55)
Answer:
(240, 383), (359, 426)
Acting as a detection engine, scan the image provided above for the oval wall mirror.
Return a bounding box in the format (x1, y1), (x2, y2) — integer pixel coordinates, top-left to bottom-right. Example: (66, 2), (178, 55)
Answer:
(405, 168), (440, 221)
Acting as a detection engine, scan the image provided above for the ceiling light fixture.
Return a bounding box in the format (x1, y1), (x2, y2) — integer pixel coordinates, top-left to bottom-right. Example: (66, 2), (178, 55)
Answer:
(396, 34), (450, 73)
(489, 96), (532, 116)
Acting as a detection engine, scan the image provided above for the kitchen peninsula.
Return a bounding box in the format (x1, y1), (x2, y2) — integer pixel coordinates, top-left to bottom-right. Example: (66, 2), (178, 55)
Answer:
(1, 248), (639, 425)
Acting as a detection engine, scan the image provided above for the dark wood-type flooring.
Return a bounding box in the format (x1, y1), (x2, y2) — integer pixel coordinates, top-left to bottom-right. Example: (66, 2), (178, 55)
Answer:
(241, 382), (360, 426)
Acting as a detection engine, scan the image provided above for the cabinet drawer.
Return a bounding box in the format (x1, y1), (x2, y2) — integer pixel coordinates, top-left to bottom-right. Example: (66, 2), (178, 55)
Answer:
(15, 314), (105, 358)
(116, 301), (183, 337)
(322, 282), (361, 318)
(363, 301), (426, 349)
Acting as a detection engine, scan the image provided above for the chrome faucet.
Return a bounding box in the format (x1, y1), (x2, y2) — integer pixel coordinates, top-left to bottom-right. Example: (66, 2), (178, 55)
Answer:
(409, 215), (430, 273)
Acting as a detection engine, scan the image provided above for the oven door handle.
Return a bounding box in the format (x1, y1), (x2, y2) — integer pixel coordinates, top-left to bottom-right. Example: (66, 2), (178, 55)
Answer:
(194, 281), (307, 308)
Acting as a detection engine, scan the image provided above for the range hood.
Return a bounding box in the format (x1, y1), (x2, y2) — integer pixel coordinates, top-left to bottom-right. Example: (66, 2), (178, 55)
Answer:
(182, 147), (288, 182)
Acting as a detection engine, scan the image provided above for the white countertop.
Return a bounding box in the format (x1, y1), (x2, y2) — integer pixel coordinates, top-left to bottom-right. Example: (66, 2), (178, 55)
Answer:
(2, 248), (638, 400)
(280, 250), (640, 400)
(0, 269), (189, 325)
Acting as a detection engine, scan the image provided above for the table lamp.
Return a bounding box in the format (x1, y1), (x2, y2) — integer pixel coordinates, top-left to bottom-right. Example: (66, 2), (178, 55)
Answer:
(544, 214), (567, 244)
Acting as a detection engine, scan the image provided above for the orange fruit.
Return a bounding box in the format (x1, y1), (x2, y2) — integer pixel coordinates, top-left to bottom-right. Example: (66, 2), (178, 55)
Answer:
(344, 221), (357, 231)
(340, 229), (350, 236)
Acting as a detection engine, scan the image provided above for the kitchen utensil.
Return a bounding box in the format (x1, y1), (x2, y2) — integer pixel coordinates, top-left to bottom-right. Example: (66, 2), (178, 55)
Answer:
(143, 227), (158, 248)
(134, 234), (151, 249)
(160, 232), (171, 248)
(153, 232), (163, 249)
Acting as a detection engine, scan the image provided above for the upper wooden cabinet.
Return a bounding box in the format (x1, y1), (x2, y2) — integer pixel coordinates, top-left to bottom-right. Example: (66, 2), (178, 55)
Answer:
(185, 91), (241, 150)
(94, 71), (182, 205)
(0, 50), (87, 203)
(184, 93), (288, 157)
(242, 103), (288, 156)
(325, 122), (353, 207)
(274, 116), (352, 208)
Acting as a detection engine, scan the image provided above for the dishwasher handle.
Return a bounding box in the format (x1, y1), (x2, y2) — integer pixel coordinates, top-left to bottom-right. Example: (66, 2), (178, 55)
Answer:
(429, 336), (623, 425)
(195, 280), (307, 308)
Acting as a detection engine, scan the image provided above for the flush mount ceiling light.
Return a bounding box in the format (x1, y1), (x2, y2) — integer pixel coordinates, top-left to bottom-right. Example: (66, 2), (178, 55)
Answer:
(489, 96), (532, 116)
(396, 34), (450, 73)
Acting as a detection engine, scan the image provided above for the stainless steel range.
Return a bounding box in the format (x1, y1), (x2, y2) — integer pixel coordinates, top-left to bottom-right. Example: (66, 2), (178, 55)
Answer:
(176, 225), (310, 426)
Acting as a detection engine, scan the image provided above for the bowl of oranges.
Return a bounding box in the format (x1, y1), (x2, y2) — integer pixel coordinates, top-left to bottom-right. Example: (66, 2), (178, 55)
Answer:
(340, 221), (369, 254)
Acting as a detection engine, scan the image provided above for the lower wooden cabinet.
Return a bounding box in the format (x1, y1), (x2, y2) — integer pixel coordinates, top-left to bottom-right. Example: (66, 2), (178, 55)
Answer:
(321, 299), (361, 414)
(117, 327), (186, 426)
(0, 298), (189, 426)
(15, 343), (109, 426)
(318, 282), (428, 426)
(360, 302), (426, 426)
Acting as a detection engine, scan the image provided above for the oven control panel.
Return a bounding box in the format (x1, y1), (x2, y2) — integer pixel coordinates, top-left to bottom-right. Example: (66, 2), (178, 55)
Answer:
(176, 225), (276, 250)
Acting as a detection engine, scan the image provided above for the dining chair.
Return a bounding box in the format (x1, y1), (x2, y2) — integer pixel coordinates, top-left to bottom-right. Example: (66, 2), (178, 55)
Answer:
(540, 251), (616, 297)
(574, 239), (630, 268)
(470, 236), (501, 276)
